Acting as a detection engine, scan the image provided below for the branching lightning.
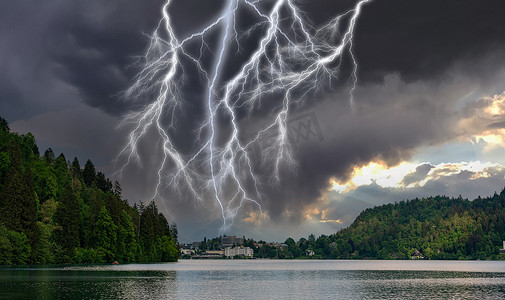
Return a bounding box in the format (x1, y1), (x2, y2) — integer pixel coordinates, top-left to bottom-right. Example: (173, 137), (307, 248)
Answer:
(117, 0), (372, 231)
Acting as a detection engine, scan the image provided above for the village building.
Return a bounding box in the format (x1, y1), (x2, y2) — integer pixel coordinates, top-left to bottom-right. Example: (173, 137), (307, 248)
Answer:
(224, 246), (253, 258)
(180, 249), (195, 256)
(221, 236), (244, 248)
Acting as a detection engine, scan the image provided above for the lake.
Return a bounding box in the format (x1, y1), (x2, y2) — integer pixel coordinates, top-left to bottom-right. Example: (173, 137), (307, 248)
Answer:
(1, 260), (505, 299)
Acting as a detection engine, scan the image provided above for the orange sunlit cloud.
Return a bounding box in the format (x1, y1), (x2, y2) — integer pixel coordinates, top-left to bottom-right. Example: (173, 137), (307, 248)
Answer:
(330, 161), (504, 193)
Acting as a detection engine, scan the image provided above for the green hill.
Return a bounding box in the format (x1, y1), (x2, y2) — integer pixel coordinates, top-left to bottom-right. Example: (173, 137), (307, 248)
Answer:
(0, 117), (178, 265)
(241, 192), (505, 260)
(325, 192), (505, 260)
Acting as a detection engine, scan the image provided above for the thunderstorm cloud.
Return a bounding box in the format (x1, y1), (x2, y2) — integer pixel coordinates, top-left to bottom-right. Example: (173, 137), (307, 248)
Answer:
(3, 0), (505, 240)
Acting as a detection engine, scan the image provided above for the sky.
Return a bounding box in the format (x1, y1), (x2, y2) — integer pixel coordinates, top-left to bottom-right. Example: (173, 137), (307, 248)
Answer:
(2, 0), (505, 243)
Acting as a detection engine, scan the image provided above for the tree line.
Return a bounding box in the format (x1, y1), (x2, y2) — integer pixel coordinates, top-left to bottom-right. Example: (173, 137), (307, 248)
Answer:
(195, 192), (505, 260)
(0, 117), (178, 265)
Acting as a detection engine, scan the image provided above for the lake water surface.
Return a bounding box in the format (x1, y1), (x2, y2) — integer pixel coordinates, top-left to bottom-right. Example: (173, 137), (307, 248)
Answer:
(1, 260), (505, 299)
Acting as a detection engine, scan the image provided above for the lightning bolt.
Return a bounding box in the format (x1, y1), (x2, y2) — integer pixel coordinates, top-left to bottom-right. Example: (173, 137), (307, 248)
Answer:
(117, 0), (371, 231)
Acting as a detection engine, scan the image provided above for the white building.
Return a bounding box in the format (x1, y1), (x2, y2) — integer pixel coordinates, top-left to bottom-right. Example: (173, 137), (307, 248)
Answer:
(224, 246), (253, 258)
(181, 249), (195, 255)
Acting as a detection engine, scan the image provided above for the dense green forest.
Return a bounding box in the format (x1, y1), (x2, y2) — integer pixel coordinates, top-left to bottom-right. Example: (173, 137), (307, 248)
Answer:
(196, 192), (505, 260)
(0, 117), (178, 265)
(288, 191), (505, 259)
(327, 193), (505, 260)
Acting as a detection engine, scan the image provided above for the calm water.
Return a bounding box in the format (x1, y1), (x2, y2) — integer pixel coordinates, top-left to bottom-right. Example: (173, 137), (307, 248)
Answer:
(1, 260), (505, 299)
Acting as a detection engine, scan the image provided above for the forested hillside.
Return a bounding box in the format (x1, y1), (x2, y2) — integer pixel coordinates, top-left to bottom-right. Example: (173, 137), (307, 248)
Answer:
(329, 193), (505, 259)
(192, 191), (505, 260)
(257, 192), (505, 260)
(0, 117), (178, 265)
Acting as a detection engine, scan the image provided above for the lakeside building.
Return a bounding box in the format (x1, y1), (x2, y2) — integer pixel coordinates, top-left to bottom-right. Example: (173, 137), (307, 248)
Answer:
(411, 249), (424, 260)
(192, 250), (225, 259)
(180, 249), (195, 256)
(221, 236), (244, 248)
(224, 246), (253, 258)
(206, 250), (225, 256)
(180, 243), (192, 249)
(501, 241), (505, 254)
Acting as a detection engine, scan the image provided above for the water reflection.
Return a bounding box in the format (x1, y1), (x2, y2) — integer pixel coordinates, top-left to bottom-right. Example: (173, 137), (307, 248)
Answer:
(1, 261), (505, 299)
(0, 270), (178, 299)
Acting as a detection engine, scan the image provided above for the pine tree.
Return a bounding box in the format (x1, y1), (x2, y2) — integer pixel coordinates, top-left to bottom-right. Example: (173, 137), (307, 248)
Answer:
(83, 160), (96, 187)
(71, 157), (82, 181)
(43, 148), (55, 165)
(117, 210), (137, 262)
(113, 181), (122, 199)
(20, 133), (37, 162)
(54, 186), (80, 254)
(139, 202), (158, 261)
(53, 154), (71, 194)
(96, 172), (112, 192)
(0, 158), (26, 231)
(22, 167), (40, 250)
(95, 206), (117, 262)
(0, 142), (38, 248)
(0, 117), (9, 133)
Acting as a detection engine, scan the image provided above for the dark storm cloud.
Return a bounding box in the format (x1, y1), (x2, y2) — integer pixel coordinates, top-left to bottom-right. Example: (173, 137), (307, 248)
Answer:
(293, 0), (505, 83)
(5, 0), (505, 120)
(0, 0), (78, 120)
(3, 0), (505, 114)
(48, 0), (168, 115)
(3, 0), (505, 239)
(354, 0), (505, 83)
(1, 0), (502, 119)
(0, 0), (166, 118)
